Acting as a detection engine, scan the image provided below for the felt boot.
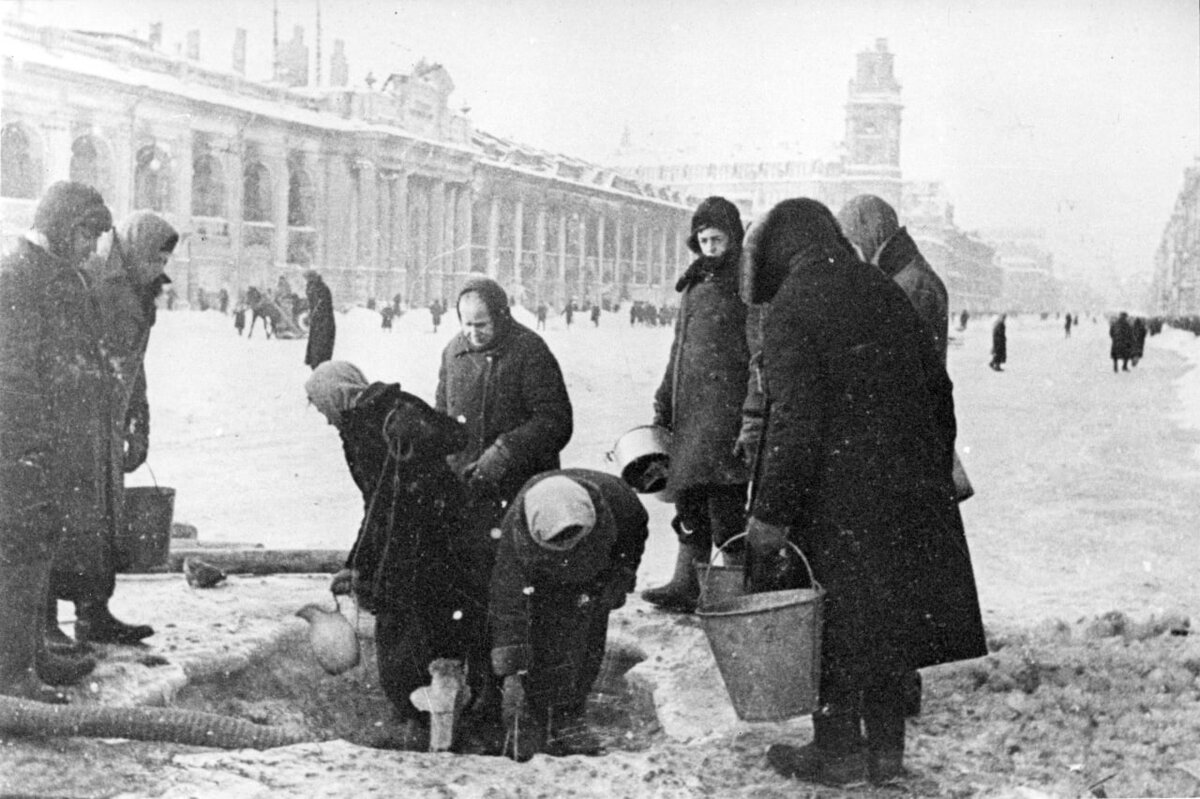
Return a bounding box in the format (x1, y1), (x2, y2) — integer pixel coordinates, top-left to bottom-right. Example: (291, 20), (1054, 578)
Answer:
(0, 560), (69, 702)
(640, 539), (708, 613)
(864, 692), (907, 784)
(75, 599), (154, 645)
(767, 711), (867, 786)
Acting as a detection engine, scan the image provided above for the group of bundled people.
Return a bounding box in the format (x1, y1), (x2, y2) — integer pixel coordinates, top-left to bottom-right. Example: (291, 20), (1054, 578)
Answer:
(642, 193), (985, 786)
(1108, 311), (1149, 372)
(1, 182), (178, 703)
(304, 275), (648, 760)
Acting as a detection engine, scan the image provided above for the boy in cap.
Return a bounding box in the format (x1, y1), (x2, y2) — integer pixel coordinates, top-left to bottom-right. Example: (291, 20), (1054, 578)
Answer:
(488, 469), (648, 761)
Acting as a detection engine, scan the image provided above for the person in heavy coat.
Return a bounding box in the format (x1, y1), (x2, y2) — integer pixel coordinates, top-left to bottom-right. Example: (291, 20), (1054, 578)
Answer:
(643, 196), (750, 613)
(990, 314), (1008, 371)
(742, 198), (987, 787)
(436, 275), (574, 724)
(306, 361), (472, 750)
(837, 195), (949, 364)
(0, 182), (114, 700)
(1130, 315), (1147, 366)
(490, 470), (648, 761)
(303, 270), (336, 369)
(45, 211), (179, 652)
(1109, 311), (1133, 372)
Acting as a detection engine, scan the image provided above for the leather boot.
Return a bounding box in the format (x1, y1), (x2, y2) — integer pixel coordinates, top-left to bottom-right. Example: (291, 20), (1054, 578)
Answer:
(640, 539), (708, 613)
(0, 558), (70, 702)
(75, 599), (154, 645)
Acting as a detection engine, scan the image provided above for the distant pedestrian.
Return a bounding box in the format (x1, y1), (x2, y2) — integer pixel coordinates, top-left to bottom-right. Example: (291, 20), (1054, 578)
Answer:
(1109, 312), (1133, 372)
(234, 305), (246, 336)
(989, 314), (1007, 371)
(303, 270), (336, 370)
(590, 304), (601, 327)
(430, 299), (444, 333)
(535, 302), (548, 331)
(1064, 314), (1073, 338)
(959, 309), (969, 330)
(165, 286), (177, 310)
(1130, 316), (1147, 366)
(217, 287), (229, 314)
(392, 293), (403, 316)
(563, 300), (575, 328)
(380, 304), (394, 332)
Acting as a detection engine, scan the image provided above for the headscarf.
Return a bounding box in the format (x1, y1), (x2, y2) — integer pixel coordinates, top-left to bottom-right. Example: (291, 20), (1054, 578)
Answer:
(677, 196), (745, 292)
(742, 198), (855, 305)
(305, 361), (370, 426)
(523, 475), (596, 551)
(836, 194), (899, 264)
(111, 211), (179, 286)
(456, 275), (513, 346)
(32, 180), (113, 260)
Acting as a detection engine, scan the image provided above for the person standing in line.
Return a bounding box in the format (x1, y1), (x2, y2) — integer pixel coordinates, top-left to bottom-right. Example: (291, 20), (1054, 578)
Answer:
(1130, 315), (1147, 366)
(430, 299), (444, 333)
(590, 303), (601, 327)
(233, 304), (246, 336)
(46, 211), (178, 653)
(490, 470), (647, 760)
(0, 182), (114, 700)
(563, 299), (576, 328)
(989, 314), (1007, 371)
(642, 196), (750, 614)
(1064, 313), (1073, 338)
(741, 198), (986, 786)
(435, 275), (574, 731)
(303, 270), (336, 369)
(1109, 311), (1133, 372)
(536, 302), (548, 331)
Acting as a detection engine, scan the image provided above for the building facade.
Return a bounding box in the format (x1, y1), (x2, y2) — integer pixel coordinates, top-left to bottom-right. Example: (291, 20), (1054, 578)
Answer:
(1151, 159), (1200, 316)
(1, 16), (693, 310)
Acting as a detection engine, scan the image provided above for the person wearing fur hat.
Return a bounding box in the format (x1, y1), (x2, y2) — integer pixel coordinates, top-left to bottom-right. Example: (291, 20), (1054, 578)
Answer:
(435, 275), (574, 726)
(642, 196), (751, 613)
(489, 469), (648, 761)
(0, 181), (113, 700)
(742, 198), (986, 786)
(43, 211), (179, 652)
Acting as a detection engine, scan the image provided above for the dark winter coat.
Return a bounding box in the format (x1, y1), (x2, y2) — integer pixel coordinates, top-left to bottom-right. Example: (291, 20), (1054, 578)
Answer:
(489, 469), (648, 707)
(436, 280), (573, 507)
(992, 317), (1008, 364)
(654, 197), (750, 494)
(0, 237), (114, 579)
(338, 382), (466, 615)
(1109, 314), (1133, 360)
(748, 199), (987, 688)
(1130, 317), (1147, 359)
(304, 275), (336, 368)
(876, 229), (950, 364)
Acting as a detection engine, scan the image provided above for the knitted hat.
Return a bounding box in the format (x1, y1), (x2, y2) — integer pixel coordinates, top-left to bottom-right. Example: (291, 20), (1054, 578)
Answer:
(686, 196), (744, 255)
(524, 476), (596, 551)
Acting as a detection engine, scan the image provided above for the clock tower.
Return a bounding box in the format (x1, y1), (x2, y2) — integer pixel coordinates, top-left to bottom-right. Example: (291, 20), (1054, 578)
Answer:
(843, 38), (903, 205)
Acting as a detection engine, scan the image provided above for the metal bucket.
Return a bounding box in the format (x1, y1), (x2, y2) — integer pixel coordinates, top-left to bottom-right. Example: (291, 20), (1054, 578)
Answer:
(117, 486), (175, 572)
(696, 532), (748, 609)
(608, 425), (672, 495)
(697, 540), (823, 721)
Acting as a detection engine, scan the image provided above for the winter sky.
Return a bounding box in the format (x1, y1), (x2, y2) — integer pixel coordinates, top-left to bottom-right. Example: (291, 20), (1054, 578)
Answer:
(11, 0), (1200, 282)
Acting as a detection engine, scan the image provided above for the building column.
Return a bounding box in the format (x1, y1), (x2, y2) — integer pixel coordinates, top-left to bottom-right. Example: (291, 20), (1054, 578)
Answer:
(228, 140), (246, 292)
(391, 172), (409, 305)
(512, 196), (525, 297)
(486, 194), (500, 280)
(658, 225), (668, 302)
(576, 212), (587, 302)
(631, 222), (640, 288)
(44, 123), (72, 184)
(596, 212), (606, 301)
(557, 211), (568, 308)
(457, 182), (473, 283)
(673, 223), (683, 285)
(613, 215), (624, 296)
(534, 205), (547, 304)
(271, 153), (289, 268)
(428, 177), (446, 302)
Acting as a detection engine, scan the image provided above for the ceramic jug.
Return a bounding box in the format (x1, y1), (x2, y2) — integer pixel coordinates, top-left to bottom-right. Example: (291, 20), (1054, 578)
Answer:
(295, 602), (360, 675)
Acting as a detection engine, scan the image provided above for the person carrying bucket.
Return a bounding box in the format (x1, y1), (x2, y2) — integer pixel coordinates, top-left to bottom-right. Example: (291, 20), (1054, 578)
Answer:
(740, 198), (987, 787)
(642, 196), (751, 614)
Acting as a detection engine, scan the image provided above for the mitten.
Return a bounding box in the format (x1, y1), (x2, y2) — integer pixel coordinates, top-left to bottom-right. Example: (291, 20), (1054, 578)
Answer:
(466, 440), (513, 487)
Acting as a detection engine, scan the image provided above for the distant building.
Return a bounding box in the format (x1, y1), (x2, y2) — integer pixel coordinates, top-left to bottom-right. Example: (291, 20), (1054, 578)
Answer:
(979, 227), (1061, 314)
(1151, 158), (1200, 316)
(1, 14), (692, 309)
(613, 38), (1001, 311)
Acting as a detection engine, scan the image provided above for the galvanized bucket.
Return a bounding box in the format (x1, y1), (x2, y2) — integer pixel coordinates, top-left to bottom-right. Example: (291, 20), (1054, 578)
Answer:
(697, 538), (823, 721)
(607, 424), (672, 496)
(117, 485), (175, 572)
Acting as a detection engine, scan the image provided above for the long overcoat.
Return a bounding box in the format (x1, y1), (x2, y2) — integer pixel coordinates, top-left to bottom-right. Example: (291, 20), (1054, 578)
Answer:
(752, 244), (987, 688)
(0, 238), (114, 578)
(877, 228), (950, 364)
(304, 276), (336, 368)
(653, 263), (750, 493)
(1109, 315), (1133, 360)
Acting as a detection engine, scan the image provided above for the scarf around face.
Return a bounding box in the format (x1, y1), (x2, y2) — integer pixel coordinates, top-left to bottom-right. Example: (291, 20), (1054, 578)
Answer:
(305, 361), (371, 425)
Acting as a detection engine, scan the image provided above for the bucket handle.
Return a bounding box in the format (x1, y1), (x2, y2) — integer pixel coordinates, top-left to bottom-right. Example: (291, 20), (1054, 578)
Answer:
(702, 531), (822, 594)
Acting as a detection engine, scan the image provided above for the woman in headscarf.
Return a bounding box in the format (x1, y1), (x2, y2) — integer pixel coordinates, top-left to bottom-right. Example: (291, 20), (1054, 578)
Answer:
(305, 361), (471, 750)
(743, 198), (987, 786)
(643, 196), (751, 613)
(46, 212), (178, 653)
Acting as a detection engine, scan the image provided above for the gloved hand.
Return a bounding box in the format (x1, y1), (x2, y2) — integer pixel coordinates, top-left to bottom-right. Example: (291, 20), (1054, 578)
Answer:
(330, 567), (358, 596)
(731, 414), (764, 469)
(123, 412), (149, 473)
(465, 441), (513, 487)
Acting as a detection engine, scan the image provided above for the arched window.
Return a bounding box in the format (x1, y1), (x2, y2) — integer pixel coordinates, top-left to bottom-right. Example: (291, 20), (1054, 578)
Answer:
(134, 145), (172, 211)
(68, 135), (112, 200)
(1, 124), (41, 199)
(192, 154), (226, 217)
(287, 162), (314, 227)
(242, 162), (272, 222)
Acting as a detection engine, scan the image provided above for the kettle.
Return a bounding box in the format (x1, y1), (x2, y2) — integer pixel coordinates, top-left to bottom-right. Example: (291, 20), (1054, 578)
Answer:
(295, 601), (360, 675)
